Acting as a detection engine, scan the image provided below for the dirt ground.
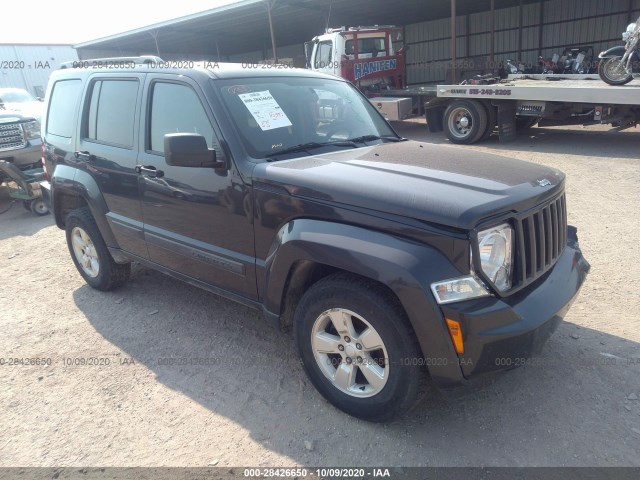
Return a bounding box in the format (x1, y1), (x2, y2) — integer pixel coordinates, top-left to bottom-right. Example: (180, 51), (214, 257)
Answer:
(1, 121), (639, 467)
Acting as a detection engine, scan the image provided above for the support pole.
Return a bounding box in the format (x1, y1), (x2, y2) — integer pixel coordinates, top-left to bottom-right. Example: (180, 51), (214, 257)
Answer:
(266, 0), (278, 63)
(490, 0), (495, 63)
(451, 0), (457, 83)
(538, 0), (545, 59)
(518, 0), (524, 60)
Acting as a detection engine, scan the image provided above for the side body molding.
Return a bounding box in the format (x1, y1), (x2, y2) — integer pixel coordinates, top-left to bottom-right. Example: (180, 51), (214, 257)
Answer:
(262, 218), (467, 386)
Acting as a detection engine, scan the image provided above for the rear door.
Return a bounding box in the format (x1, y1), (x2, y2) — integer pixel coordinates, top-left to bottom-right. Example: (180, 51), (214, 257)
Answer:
(136, 74), (257, 300)
(75, 74), (148, 259)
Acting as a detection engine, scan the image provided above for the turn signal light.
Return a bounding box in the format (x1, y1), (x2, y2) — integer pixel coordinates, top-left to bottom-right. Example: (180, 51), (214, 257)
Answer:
(445, 318), (464, 354)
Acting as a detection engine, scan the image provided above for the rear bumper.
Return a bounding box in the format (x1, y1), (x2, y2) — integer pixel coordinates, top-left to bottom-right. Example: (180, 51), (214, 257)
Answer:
(439, 226), (590, 379)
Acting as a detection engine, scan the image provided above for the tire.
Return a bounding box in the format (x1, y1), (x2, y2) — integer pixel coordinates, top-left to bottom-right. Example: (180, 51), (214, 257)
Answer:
(598, 57), (633, 86)
(23, 200), (33, 211)
(480, 103), (497, 141)
(65, 207), (130, 291)
(443, 100), (488, 145)
(293, 273), (427, 422)
(29, 198), (50, 216)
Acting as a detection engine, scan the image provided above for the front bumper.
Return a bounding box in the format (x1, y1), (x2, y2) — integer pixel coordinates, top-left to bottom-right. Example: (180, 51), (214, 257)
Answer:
(440, 225), (590, 379)
(0, 139), (42, 170)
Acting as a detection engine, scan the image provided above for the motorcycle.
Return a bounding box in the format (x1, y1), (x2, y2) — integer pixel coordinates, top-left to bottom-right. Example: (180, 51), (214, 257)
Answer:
(598, 17), (640, 85)
(539, 47), (594, 75)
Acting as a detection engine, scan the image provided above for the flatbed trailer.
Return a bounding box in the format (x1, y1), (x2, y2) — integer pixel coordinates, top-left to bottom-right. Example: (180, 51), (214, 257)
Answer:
(425, 78), (640, 144)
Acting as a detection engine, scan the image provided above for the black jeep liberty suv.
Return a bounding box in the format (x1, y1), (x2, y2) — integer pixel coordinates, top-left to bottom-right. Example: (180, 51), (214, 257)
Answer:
(41, 57), (590, 421)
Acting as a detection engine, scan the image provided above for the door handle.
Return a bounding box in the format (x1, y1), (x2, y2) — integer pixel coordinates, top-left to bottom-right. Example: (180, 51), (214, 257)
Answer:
(74, 151), (95, 162)
(135, 165), (164, 178)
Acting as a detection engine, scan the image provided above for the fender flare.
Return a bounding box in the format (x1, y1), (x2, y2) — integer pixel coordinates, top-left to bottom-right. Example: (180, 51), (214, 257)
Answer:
(263, 218), (466, 386)
(599, 46), (626, 59)
(52, 165), (119, 248)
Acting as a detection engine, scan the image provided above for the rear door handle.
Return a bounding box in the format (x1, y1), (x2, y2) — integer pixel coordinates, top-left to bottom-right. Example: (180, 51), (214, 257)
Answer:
(135, 165), (164, 178)
(74, 151), (95, 162)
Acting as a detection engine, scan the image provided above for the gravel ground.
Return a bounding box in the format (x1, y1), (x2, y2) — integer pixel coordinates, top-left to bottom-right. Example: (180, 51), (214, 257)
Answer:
(0, 121), (639, 467)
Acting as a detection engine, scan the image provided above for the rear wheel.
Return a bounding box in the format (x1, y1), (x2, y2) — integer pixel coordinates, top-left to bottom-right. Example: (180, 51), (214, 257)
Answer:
(293, 273), (427, 422)
(65, 207), (130, 291)
(599, 57), (633, 86)
(480, 104), (497, 141)
(443, 100), (488, 145)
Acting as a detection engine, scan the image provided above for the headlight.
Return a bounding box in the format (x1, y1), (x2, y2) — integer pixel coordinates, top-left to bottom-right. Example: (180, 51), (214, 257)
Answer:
(430, 276), (489, 305)
(22, 120), (41, 140)
(477, 223), (514, 292)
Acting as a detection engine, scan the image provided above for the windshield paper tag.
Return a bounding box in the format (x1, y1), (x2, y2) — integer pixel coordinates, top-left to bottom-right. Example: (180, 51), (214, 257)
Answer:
(238, 90), (292, 131)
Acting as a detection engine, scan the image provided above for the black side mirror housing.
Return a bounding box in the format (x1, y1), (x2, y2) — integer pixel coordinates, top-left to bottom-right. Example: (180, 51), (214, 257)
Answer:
(164, 133), (226, 169)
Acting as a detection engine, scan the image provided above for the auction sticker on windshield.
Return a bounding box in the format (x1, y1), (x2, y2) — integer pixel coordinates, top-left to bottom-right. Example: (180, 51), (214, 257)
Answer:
(239, 90), (292, 131)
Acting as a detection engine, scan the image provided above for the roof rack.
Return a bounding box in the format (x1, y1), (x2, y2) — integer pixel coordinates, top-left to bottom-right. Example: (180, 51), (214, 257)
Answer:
(60, 56), (164, 69)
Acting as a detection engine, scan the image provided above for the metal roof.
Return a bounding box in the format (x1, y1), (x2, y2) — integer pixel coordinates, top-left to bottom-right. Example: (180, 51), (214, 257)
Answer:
(74, 0), (543, 58)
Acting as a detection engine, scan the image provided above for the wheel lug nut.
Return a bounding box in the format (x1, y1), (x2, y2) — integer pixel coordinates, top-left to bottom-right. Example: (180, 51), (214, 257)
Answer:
(345, 357), (352, 364)
(338, 345), (344, 351)
(357, 356), (363, 363)
(344, 336), (351, 343)
(356, 343), (362, 350)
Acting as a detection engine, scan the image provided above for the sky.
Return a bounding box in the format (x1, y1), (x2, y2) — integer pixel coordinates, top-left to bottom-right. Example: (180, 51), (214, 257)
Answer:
(1, 0), (243, 45)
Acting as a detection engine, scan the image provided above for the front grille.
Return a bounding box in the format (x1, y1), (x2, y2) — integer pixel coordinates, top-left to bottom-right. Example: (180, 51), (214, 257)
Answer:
(0, 123), (26, 151)
(514, 194), (567, 287)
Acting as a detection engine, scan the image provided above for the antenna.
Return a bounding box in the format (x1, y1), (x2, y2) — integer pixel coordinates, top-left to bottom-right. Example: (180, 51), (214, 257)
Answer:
(326, 1), (332, 31)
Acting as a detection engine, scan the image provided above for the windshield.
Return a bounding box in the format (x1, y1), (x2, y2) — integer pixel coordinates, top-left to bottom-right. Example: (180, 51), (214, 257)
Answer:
(215, 76), (397, 160)
(0, 89), (36, 104)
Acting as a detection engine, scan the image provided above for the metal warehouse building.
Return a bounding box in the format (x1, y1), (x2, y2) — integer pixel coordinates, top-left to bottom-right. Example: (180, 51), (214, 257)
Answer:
(75, 0), (640, 85)
(0, 44), (78, 97)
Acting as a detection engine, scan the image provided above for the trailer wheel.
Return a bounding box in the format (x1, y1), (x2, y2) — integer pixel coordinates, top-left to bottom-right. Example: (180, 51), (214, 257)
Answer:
(30, 199), (49, 216)
(443, 100), (488, 145)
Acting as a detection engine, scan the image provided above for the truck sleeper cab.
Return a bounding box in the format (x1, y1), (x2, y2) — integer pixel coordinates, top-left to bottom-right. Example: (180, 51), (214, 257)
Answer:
(41, 58), (589, 422)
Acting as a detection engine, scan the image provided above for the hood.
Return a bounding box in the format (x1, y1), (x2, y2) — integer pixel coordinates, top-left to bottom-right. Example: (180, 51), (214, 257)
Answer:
(0, 101), (42, 122)
(252, 141), (565, 230)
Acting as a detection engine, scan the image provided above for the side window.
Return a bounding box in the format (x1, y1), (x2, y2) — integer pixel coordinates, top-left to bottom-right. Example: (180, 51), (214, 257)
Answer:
(47, 80), (82, 138)
(149, 82), (219, 155)
(85, 79), (138, 147)
(315, 41), (333, 68)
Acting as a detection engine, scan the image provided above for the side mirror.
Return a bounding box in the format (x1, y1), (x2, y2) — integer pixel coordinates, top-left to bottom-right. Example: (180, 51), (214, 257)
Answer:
(164, 133), (225, 169)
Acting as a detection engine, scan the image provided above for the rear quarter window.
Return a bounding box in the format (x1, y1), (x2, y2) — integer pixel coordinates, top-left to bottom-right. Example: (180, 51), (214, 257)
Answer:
(85, 79), (139, 147)
(46, 79), (82, 138)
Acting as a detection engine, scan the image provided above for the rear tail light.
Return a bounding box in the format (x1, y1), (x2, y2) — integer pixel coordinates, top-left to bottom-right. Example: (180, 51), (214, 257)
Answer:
(41, 143), (49, 181)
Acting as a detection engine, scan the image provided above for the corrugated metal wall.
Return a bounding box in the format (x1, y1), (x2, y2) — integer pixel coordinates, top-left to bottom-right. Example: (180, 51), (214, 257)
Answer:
(0, 45), (78, 97)
(80, 44), (302, 65)
(406, 0), (640, 84)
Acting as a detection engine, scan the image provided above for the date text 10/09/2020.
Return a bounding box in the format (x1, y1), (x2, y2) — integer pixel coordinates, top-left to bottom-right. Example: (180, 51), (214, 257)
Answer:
(243, 469), (392, 478)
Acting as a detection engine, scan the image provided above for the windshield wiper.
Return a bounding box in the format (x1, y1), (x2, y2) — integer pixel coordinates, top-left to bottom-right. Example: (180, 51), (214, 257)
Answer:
(346, 135), (404, 143)
(265, 140), (357, 159)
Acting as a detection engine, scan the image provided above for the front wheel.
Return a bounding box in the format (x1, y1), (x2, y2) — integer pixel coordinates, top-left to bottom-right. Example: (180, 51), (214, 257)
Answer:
(599, 57), (633, 86)
(293, 273), (427, 422)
